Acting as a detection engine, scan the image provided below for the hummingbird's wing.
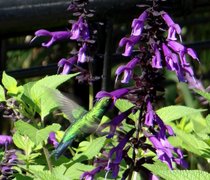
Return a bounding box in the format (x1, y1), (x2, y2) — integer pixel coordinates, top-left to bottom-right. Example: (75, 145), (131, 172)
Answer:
(47, 88), (87, 122)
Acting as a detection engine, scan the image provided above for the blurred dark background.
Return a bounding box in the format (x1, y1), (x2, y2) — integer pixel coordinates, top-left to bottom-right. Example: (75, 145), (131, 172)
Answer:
(0, 0), (210, 107)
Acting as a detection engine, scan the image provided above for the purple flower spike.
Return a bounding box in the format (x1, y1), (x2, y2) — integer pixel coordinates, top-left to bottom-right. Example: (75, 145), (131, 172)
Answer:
(115, 57), (139, 83)
(70, 17), (90, 40)
(78, 43), (87, 63)
(48, 132), (58, 148)
(119, 36), (140, 56)
(131, 10), (148, 36)
(107, 108), (133, 138)
(0, 135), (12, 146)
(33, 29), (72, 47)
(81, 166), (102, 180)
(96, 88), (129, 102)
(152, 47), (162, 69)
(161, 11), (182, 41)
(58, 56), (77, 74)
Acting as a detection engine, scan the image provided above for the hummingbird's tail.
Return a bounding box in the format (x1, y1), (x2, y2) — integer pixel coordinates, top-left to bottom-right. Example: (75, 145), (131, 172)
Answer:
(54, 139), (74, 160)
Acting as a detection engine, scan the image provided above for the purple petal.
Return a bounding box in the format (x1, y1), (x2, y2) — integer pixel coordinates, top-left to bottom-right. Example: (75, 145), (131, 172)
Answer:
(35, 29), (51, 36)
(0, 135), (12, 146)
(48, 132), (58, 148)
(145, 100), (155, 126)
(96, 88), (129, 101)
(162, 12), (175, 27)
(115, 65), (126, 76)
(81, 166), (102, 180)
(187, 48), (199, 61)
(107, 108), (133, 138)
(152, 48), (162, 69)
(78, 43), (87, 63)
(167, 41), (184, 52)
(127, 57), (139, 68)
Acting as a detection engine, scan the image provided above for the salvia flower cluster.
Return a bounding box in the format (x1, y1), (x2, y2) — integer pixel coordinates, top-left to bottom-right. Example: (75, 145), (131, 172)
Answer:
(32, 0), (96, 81)
(81, 2), (200, 179)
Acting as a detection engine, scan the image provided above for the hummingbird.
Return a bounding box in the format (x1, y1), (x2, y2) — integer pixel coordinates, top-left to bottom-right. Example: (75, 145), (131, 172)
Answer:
(53, 93), (112, 159)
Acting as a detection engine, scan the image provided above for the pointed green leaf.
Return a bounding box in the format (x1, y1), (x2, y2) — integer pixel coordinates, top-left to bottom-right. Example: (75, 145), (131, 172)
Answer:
(0, 85), (5, 102)
(156, 105), (206, 123)
(39, 91), (60, 119)
(36, 124), (61, 145)
(2, 71), (18, 94)
(14, 174), (33, 180)
(14, 120), (61, 145)
(27, 74), (79, 119)
(144, 161), (210, 180)
(65, 163), (94, 180)
(194, 89), (210, 102)
(115, 99), (139, 121)
(170, 127), (210, 158)
(73, 136), (106, 162)
(13, 132), (35, 155)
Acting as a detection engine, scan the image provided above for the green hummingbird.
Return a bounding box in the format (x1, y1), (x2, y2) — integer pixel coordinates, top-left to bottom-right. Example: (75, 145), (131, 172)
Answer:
(53, 93), (112, 159)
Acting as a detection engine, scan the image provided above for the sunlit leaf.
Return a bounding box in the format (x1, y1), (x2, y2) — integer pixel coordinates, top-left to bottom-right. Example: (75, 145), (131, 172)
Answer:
(0, 85), (5, 102)
(156, 105), (205, 123)
(2, 71), (18, 95)
(15, 120), (60, 145)
(73, 136), (106, 162)
(144, 161), (210, 180)
(65, 163), (94, 180)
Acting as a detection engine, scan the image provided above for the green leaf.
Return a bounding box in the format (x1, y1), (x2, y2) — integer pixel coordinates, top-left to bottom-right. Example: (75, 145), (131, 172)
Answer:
(13, 132), (35, 155)
(39, 90), (60, 119)
(194, 89), (210, 102)
(15, 120), (60, 145)
(170, 127), (210, 158)
(2, 71), (18, 95)
(27, 165), (69, 180)
(0, 85), (5, 102)
(14, 174), (33, 180)
(156, 105), (205, 123)
(144, 162), (210, 180)
(73, 136), (107, 162)
(115, 99), (139, 121)
(28, 74), (79, 119)
(65, 163), (94, 180)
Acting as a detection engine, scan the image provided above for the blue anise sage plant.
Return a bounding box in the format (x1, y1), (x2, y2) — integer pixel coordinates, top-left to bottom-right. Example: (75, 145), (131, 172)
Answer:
(81, 1), (200, 179)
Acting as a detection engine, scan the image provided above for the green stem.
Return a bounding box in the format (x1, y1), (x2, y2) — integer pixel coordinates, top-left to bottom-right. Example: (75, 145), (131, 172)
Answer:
(43, 146), (53, 172)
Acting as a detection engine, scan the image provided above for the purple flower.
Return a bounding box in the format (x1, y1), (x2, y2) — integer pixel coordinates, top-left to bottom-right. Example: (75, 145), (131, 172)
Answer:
(162, 43), (185, 82)
(33, 29), (72, 47)
(96, 88), (129, 102)
(48, 132), (58, 148)
(106, 131), (133, 178)
(107, 108), (133, 138)
(58, 56), (77, 74)
(119, 36), (140, 56)
(0, 149), (18, 178)
(145, 100), (156, 126)
(78, 43), (87, 63)
(115, 57), (139, 83)
(148, 131), (187, 169)
(70, 17), (89, 40)
(145, 99), (174, 136)
(152, 46), (162, 69)
(161, 11), (182, 41)
(81, 166), (102, 180)
(131, 10), (148, 36)
(0, 135), (12, 146)
(167, 41), (199, 64)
